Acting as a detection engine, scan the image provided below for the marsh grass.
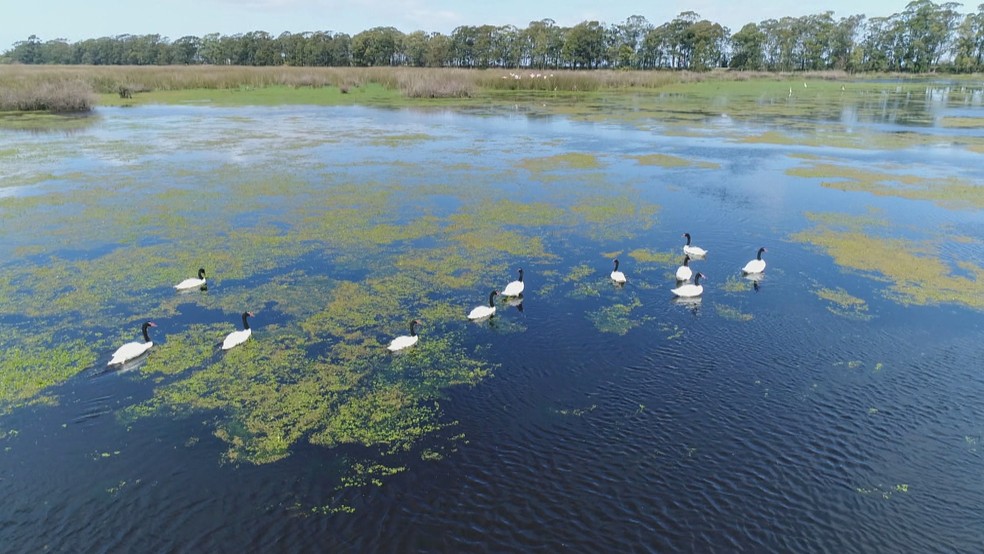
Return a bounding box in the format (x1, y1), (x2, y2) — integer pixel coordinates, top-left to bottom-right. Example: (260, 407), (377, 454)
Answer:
(0, 77), (95, 112)
(0, 65), (866, 113)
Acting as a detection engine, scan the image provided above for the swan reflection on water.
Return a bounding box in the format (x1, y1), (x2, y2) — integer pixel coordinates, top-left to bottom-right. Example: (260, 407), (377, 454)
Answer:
(672, 295), (703, 315)
(507, 296), (524, 313)
(744, 272), (763, 291)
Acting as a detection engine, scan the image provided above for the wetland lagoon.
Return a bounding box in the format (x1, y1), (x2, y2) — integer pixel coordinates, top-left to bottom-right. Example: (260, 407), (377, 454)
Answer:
(1, 77), (983, 551)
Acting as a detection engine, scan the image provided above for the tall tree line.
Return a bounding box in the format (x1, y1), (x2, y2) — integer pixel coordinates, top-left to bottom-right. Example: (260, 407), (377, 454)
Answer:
(4, 1), (984, 73)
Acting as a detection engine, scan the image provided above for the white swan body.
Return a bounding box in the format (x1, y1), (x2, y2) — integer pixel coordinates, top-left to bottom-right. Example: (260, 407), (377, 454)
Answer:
(675, 256), (692, 282)
(175, 268), (206, 290)
(468, 290), (498, 320)
(671, 272), (705, 298)
(388, 320), (420, 351)
(502, 268), (525, 297)
(742, 247), (767, 274)
(222, 311), (254, 350)
(109, 322), (156, 365)
(611, 259), (627, 284)
(682, 233), (707, 257)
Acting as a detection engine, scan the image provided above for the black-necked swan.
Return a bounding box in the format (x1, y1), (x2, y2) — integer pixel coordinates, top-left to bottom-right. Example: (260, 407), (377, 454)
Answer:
(671, 272), (705, 298)
(222, 311), (254, 350)
(502, 268), (525, 297)
(682, 233), (707, 257)
(388, 319), (421, 351)
(611, 258), (627, 284)
(108, 321), (157, 365)
(675, 255), (692, 282)
(742, 247), (767, 274)
(175, 268), (206, 290)
(468, 290), (498, 320)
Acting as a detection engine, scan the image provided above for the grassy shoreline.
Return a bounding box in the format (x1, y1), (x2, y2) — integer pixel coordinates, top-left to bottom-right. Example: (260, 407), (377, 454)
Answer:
(7, 64), (976, 114)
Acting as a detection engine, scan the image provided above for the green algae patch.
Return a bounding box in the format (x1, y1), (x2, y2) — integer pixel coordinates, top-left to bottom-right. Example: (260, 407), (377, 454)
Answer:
(125, 271), (495, 465)
(803, 210), (890, 231)
(814, 286), (872, 320)
(792, 221), (984, 311)
(0, 111), (98, 131)
(714, 303), (753, 321)
(517, 152), (602, 173)
(721, 275), (754, 293)
(587, 297), (647, 335)
(628, 248), (678, 266)
(0, 340), (97, 414)
(367, 133), (435, 147)
(138, 324), (228, 377)
(939, 117), (984, 128)
(629, 153), (719, 169)
(788, 162), (984, 210)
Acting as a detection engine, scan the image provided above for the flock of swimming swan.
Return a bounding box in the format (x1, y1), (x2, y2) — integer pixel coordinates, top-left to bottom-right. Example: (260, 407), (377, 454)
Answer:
(108, 233), (768, 364)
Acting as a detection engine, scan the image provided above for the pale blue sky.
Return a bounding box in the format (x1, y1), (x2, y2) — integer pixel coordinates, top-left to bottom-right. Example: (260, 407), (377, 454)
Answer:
(4, 0), (920, 53)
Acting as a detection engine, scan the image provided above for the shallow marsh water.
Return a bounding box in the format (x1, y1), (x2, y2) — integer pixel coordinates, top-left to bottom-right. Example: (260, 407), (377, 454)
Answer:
(1, 84), (983, 551)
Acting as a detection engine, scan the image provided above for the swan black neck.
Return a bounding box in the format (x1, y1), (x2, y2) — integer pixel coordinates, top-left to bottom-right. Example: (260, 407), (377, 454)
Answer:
(517, 268), (524, 282)
(410, 320), (418, 336)
(141, 322), (154, 342)
(684, 233), (692, 245)
(694, 273), (704, 285)
(682, 256), (690, 266)
(613, 259), (620, 271)
(756, 248), (766, 260)
(241, 312), (252, 330)
(489, 291), (498, 307)
(198, 268), (206, 279)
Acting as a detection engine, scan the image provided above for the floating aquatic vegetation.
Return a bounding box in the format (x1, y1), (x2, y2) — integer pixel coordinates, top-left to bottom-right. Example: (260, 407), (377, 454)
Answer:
(792, 221), (984, 310)
(587, 298), (646, 335)
(555, 404), (598, 417)
(659, 323), (683, 340)
(856, 483), (909, 499)
(366, 133), (434, 147)
(564, 264), (595, 283)
(629, 153), (719, 169)
(517, 152), (602, 173)
(813, 286), (872, 321)
(714, 303), (753, 321)
(628, 248), (677, 266)
(721, 275), (753, 293)
(802, 210), (889, 231)
(0, 340), (97, 414)
(788, 162), (984, 210)
(339, 462), (407, 488)
(939, 117), (984, 128)
(137, 324), (228, 377)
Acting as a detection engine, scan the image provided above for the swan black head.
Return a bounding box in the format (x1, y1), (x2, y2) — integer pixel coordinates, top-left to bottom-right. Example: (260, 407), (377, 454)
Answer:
(142, 321), (157, 341)
(198, 268), (206, 279)
(613, 258), (620, 271)
(683, 233), (692, 245)
(241, 311), (254, 330)
(694, 272), (705, 285)
(517, 268), (524, 282)
(410, 319), (420, 335)
(756, 247), (767, 260)
(489, 290), (499, 307)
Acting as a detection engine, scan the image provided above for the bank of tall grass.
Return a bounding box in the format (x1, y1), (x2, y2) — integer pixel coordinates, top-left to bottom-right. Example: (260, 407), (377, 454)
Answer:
(0, 65), (916, 113)
(0, 76), (95, 112)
